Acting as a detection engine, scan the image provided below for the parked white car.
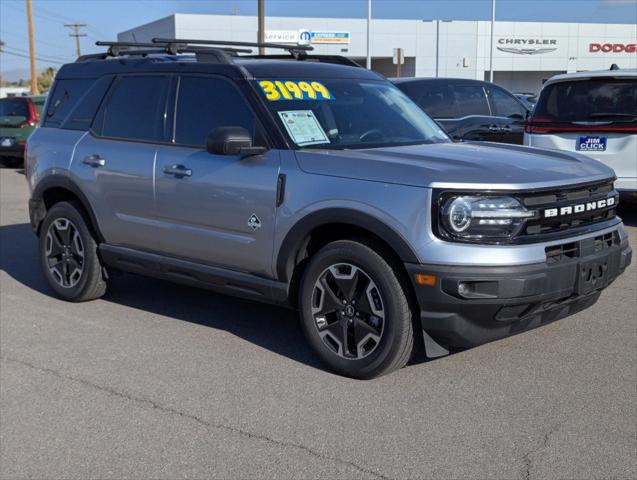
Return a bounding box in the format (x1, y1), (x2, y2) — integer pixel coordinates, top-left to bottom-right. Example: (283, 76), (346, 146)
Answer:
(525, 68), (636, 199)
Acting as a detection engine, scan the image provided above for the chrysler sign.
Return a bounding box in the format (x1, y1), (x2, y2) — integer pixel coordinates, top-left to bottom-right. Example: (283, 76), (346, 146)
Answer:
(497, 38), (558, 55)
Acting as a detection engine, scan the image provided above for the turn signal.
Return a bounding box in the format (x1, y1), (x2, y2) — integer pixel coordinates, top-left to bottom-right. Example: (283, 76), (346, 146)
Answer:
(415, 274), (436, 286)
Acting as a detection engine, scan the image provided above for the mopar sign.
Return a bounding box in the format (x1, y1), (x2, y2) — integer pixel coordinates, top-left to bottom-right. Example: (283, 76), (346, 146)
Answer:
(298, 30), (350, 45)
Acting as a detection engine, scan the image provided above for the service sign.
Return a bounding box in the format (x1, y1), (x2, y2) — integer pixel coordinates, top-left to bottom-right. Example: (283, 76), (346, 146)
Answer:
(264, 30), (299, 43)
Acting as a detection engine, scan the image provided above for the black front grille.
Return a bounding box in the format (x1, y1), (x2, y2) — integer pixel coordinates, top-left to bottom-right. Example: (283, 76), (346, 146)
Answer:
(545, 231), (620, 264)
(518, 181), (617, 238)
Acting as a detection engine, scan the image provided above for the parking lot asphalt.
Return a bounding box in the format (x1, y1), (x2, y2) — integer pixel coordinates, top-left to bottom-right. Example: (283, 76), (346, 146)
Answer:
(0, 166), (635, 480)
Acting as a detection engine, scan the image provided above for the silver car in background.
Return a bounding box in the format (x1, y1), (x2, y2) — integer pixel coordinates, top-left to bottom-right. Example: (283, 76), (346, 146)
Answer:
(524, 68), (637, 199)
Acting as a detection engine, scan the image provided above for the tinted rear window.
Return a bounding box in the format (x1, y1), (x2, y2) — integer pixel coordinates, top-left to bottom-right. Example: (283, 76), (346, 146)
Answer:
(99, 76), (169, 142)
(43, 79), (94, 127)
(0, 98), (29, 117)
(453, 85), (490, 117)
(534, 78), (637, 122)
(399, 82), (459, 119)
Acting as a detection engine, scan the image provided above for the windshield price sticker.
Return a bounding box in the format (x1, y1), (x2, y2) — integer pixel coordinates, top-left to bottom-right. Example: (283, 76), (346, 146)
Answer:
(277, 110), (330, 146)
(259, 80), (334, 101)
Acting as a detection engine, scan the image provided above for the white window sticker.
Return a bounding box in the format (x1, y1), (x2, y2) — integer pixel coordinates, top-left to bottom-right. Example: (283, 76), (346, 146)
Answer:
(277, 110), (330, 147)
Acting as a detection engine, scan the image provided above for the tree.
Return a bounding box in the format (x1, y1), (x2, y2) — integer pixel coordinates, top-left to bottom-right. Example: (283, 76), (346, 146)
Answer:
(37, 67), (56, 93)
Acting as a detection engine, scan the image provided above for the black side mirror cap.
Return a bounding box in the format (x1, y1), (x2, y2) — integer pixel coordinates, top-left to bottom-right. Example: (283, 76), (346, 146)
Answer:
(206, 126), (267, 158)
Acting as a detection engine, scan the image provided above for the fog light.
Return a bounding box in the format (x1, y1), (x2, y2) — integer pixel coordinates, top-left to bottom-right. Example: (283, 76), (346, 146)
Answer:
(458, 282), (470, 295)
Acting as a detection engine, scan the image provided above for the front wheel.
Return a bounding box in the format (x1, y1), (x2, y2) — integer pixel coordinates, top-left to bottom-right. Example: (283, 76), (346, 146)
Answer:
(298, 240), (414, 379)
(39, 201), (107, 302)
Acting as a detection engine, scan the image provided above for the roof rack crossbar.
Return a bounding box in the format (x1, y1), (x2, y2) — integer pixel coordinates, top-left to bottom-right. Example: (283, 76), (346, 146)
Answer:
(152, 37), (313, 58)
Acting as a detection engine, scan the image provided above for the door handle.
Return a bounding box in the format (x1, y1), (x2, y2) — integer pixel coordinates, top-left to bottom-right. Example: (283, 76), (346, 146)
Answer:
(82, 155), (106, 167)
(488, 125), (500, 132)
(163, 164), (192, 178)
(500, 125), (512, 132)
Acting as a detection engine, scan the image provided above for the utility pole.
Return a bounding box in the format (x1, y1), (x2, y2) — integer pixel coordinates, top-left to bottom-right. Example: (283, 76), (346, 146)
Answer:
(26, 0), (39, 95)
(366, 0), (372, 69)
(489, 0), (495, 82)
(257, 0), (265, 55)
(65, 23), (87, 58)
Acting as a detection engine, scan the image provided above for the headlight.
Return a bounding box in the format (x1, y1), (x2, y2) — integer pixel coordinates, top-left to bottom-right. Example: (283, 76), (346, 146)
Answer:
(440, 195), (536, 241)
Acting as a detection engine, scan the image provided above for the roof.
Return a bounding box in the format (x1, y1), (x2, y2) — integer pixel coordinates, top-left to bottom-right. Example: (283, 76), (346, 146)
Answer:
(543, 68), (637, 86)
(55, 55), (382, 81)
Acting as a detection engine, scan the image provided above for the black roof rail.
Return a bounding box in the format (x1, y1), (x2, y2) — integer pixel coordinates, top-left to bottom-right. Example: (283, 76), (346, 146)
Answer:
(152, 37), (312, 59)
(79, 38), (362, 69)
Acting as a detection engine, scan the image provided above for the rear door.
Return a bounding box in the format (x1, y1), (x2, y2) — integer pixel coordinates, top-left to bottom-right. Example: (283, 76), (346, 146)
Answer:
(153, 75), (279, 277)
(71, 74), (170, 250)
(450, 84), (498, 142)
(485, 85), (528, 144)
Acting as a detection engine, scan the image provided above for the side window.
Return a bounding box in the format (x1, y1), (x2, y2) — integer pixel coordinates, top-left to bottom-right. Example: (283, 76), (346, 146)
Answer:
(100, 76), (169, 142)
(452, 85), (490, 117)
(43, 79), (94, 127)
(174, 76), (259, 147)
(414, 84), (458, 119)
(488, 87), (527, 118)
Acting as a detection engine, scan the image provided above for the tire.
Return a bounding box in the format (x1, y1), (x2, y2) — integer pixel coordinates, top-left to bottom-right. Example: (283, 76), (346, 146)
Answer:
(298, 240), (414, 379)
(39, 201), (106, 302)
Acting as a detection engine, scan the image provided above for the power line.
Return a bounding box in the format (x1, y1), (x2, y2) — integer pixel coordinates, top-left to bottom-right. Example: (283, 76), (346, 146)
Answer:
(64, 23), (87, 57)
(1, 49), (66, 65)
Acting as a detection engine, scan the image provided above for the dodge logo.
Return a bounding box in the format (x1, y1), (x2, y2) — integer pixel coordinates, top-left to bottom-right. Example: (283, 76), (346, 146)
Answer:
(544, 197), (616, 218)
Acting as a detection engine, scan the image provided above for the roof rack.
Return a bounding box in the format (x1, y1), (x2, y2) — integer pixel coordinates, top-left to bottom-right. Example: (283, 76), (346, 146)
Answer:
(76, 41), (252, 62)
(78, 38), (362, 68)
(152, 37), (313, 59)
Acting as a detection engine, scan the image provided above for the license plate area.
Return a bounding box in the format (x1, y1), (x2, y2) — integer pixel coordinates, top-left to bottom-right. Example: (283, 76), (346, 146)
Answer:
(577, 256), (610, 295)
(576, 136), (607, 152)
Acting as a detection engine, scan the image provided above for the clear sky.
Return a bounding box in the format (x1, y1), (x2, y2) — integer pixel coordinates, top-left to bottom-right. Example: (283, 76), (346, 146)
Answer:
(1, 0), (636, 78)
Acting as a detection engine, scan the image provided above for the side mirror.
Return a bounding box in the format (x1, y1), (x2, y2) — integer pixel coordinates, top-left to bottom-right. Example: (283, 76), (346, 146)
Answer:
(206, 126), (267, 158)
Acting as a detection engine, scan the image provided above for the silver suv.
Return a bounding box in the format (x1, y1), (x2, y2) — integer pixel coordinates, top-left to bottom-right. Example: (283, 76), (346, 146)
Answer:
(26, 40), (632, 378)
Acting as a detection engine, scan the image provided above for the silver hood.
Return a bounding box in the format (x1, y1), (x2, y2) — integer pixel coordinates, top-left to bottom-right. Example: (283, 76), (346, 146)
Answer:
(295, 141), (616, 190)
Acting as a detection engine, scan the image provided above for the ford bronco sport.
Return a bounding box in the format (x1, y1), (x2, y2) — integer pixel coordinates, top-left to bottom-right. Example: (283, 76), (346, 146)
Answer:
(26, 39), (632, 379)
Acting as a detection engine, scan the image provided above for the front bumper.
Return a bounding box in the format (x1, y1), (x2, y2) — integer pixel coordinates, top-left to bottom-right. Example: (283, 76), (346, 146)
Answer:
(0, 143), (25, 158)
(407, 231), (632, 349)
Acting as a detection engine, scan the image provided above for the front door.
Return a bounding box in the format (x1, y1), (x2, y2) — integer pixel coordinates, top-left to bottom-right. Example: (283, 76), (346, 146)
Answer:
(154, 75), (279, 277)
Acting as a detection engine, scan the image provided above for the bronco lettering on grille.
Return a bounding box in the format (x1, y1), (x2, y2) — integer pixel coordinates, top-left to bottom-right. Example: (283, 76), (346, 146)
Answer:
(544, 197), (616, 218)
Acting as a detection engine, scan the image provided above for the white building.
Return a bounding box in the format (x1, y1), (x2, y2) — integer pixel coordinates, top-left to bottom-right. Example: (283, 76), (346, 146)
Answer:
(119, 14), (637, 93)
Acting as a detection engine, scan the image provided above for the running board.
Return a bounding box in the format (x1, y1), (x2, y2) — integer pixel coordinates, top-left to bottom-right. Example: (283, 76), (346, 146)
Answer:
(99, 244), (289, 305)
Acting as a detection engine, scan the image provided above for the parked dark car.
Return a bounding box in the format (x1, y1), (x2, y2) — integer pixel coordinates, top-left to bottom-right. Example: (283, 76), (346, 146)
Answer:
(391, 78), (530, 144)
(0, 95), (45, 167)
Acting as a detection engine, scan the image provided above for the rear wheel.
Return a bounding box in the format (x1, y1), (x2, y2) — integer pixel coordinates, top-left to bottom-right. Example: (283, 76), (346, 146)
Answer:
(39, 201), (106, 302)
(298, 240), (414, 379)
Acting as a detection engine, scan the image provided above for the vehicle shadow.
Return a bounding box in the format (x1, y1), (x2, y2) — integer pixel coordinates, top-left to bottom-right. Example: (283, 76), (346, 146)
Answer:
(618, 204), (637, 228)
(0, 222), (429, 373)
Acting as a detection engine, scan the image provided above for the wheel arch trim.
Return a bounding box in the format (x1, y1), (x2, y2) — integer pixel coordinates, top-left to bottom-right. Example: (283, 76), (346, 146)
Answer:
(276, 208), (420, 282)
(30, 174), (104, 241)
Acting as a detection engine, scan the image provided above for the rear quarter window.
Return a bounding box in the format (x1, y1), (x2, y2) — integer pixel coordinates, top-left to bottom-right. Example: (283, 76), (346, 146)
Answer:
(43, 78), (95, 128)
(535, 78), (637, 122)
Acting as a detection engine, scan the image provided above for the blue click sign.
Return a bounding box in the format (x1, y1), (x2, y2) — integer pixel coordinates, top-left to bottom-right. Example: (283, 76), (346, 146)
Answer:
(577, 136), (607, 152)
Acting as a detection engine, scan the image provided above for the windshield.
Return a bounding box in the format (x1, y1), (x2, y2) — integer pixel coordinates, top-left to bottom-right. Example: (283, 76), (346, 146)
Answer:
(534, 78), (637, 123)
(255, 78), (450, 149)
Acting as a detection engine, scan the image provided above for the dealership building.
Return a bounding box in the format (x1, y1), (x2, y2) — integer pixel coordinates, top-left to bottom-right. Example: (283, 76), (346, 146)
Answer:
(119, 14), (637, 93)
